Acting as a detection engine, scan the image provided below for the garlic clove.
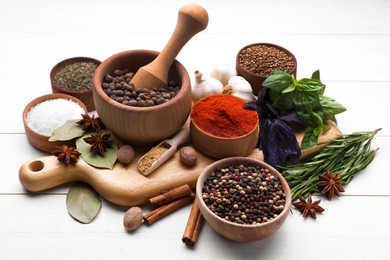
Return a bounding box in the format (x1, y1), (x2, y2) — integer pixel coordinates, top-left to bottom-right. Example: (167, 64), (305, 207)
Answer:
(210, 63), (237, 86)
(224, 76), (255, 102)
(191, 70), (223, 103)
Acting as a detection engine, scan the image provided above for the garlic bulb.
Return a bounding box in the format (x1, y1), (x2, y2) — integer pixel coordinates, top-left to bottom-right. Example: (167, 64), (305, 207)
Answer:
(210, 63), (237, 86)
(191, 70), (223, 103)
(223, 76), (255, 102)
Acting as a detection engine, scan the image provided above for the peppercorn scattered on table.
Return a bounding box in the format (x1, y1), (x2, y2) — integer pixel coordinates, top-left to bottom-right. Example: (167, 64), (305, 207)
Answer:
(1, 0), (390, 259)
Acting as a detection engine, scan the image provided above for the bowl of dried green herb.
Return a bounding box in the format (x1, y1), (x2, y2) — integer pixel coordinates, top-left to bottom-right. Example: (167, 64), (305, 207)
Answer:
(196, 157), (292, 242)
(236, 43), (297, 96)
(50, 57), (101, 111)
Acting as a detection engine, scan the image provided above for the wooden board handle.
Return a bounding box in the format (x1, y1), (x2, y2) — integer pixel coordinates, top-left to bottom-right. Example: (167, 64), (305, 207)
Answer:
(19, 156), (87, 192)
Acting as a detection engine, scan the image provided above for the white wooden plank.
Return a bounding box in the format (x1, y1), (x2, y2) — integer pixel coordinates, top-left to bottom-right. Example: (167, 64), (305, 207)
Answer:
(0, 195), (389, 259)
(1, 0), (389, 35)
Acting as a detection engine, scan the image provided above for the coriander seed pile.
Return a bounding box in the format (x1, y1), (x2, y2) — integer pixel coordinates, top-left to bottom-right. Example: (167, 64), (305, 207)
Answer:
(238, 44), (295, 77)
(202, 164), (286, 225)
(102, 69), (181, 107)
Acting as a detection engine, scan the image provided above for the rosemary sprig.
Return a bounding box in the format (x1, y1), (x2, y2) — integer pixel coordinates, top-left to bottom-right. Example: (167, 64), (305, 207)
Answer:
(281, 129), (381, 200)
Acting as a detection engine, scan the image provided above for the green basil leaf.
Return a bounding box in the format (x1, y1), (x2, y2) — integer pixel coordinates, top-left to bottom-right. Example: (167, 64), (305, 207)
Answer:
(301, 125), (330, 149)
(263, 71), (293, 92)
(49, 119), (85, 142)
(296, 78), (325, 92)
(272, 92), (294, 110)
(66, 183), (101, 224)
(311, 70), (321, 80)
(319, 95), (347, 120)
(291, 91), (323, 127)
(76, 131), (118, 169)
(281, 83), (296, 94)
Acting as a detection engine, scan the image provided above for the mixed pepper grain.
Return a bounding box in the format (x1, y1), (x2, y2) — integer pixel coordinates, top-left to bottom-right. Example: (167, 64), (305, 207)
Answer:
(202, 164), (286, 225)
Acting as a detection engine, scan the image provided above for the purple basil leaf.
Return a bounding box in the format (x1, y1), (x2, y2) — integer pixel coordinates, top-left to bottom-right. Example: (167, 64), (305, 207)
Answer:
(260, 118), (301, 168)
(279, 110), (303, 125)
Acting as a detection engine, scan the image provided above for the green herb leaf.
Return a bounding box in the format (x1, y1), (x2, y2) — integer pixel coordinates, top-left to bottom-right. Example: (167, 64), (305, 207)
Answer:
(262, 71), (294, 92)
(272, 92), (294, 110)
(319, 95), (347, 121)
(311, 70), (321, 80)
(66, 183), (101, 224)
(301, 125), (329, 149)
(291, 91), (324, 127)
(76, 131), (118, 169)
(296, 78), (325, 92)
(49, 119), (85, 142)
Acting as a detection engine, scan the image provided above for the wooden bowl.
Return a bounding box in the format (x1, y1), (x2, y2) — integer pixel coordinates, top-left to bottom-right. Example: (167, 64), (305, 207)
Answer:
(92, 49), (192, 145)
(196, 157), (292, 242)
(190, 95), (259, 159)
(23, 93), (88, 153)
(236, 43), (297, 96)
(50, 56), (101, 111)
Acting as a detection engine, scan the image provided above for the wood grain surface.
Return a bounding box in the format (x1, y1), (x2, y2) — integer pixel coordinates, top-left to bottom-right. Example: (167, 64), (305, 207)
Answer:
(19, 121), (341, 206)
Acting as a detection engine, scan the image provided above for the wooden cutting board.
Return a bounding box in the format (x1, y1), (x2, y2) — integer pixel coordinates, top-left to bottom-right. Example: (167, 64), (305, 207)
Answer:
(19, 121), (341, 207)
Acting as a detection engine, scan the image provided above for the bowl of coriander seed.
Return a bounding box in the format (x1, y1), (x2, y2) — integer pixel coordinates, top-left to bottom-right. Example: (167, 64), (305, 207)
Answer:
(236, 43), (297, 96)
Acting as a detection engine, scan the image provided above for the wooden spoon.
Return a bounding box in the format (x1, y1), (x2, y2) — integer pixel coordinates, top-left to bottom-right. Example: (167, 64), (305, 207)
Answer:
(137, 128), (190, 176)
(130, 3), (209, 89)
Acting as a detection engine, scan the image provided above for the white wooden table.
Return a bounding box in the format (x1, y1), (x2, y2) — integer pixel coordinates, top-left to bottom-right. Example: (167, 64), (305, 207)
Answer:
(1, 0), (389, 259)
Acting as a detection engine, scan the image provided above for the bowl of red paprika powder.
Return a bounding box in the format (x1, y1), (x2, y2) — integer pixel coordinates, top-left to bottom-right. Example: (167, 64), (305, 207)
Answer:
(190, 94), (259, 159)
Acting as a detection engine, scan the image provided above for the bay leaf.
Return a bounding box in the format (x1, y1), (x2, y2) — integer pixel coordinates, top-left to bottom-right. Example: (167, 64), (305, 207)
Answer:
(49, 119), (85, 142)
(76, 131), (118, 169)
(66, 183), (101, 224)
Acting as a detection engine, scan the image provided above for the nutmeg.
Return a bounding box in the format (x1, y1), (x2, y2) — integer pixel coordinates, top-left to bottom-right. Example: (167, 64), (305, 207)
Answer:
(117, 144), (135, 164)
(123, 206), (143, 232)
(179, 146), (198, 166)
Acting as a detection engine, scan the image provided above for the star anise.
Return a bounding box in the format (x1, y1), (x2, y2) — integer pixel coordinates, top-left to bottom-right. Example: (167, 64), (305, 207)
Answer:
(51, 145), (81, 165)
(317, 169), (345, 200)
(83, 131), (112, 155)
(293, 195), (325, 219)
(77, 114), (105, 132)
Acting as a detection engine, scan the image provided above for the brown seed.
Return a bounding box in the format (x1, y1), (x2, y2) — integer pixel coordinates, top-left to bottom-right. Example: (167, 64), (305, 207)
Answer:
(180, 146), (198, 166)
(117, 145), (135, 164)
(123, 206), (143, 232)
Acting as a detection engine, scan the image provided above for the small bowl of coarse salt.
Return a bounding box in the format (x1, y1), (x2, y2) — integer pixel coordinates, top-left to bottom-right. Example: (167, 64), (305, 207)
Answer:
(236, 43), (297, 96)
(23, 93), (87, 153)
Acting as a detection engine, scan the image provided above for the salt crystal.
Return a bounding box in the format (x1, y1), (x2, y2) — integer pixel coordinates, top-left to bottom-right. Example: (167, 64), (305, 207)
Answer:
(26, 98), (85, 136)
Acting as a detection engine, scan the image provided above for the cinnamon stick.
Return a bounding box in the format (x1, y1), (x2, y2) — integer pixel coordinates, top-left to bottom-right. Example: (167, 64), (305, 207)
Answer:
(182, 197), (203, 247)
(144, 193), (195, 225)
(149, 184), (193, 208)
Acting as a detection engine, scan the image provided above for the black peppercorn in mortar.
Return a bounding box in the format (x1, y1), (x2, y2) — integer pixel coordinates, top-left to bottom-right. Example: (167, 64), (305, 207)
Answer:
(102, 68), (181, 107)
(202, 164), (286, 225)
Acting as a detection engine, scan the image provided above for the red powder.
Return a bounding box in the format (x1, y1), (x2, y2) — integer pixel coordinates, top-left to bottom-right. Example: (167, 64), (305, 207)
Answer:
(191, 94), (258, 138)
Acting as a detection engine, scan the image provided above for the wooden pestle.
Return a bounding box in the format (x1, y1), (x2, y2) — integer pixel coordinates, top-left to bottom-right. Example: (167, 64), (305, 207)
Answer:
(131, 3), (209, 89)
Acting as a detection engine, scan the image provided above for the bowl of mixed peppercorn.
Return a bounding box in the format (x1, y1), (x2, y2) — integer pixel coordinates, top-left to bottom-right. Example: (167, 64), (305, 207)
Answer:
(236, 43), (297, 96)
(196, 157), (292, 242)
